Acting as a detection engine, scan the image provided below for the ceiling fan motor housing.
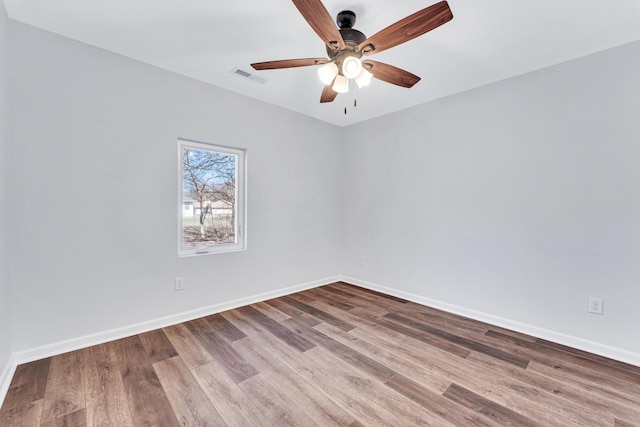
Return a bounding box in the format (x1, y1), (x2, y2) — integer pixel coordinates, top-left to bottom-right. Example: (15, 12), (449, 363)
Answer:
(326, 10), (366, 58)
(339, 28), (366, 45)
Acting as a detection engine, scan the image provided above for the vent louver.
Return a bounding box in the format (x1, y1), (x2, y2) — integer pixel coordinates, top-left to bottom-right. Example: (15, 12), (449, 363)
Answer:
(231, 67), (266, 83)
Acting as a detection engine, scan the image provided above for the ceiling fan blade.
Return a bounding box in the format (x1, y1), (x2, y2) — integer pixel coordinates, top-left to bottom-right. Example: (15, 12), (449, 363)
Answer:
(320, 83), (338, 103)
(363, 60), (421, 88)
(251, 58), (328, 70)
(358, 1), (453, 56)
(292, 0), (346, 51)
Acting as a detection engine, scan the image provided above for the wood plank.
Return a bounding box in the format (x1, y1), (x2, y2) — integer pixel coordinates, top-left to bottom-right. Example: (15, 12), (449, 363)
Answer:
(320, 286), (407, 315)
(300, 345), (454, 426)
(349, 296), (539, 364)
(408, 303), (491, 337)
(40, 408), (87, 427)
(354, 308), (472, 358)
(264, 297), (323, 323)
(113, 335), (180, 426)
(313, 321), (455, 394)
(336, 300), (390, 318)
(527, 360), (640, 407)
(314, 319), (591, 426)
(283, 318), (396, 382)
(289, 291), (316, 303)
(537, 338), (640, 375)
(233, 335), (359, 426)
(163, 323), (214, 370)
(224, 313), (343, 425)
(384, 312), (530, 368)
(443, 383), (541, 426)
(329, 282), (410, 304)
(486, 326), (538, 343)
(0, 398), (43, 426)
(6, 359), (50, 401)
(40, 350), (86, 424)
(200, 313), (247, 342)
(251, 301), (291, 322)
(486, 330), (640, 389)
(288, 294), (479, 387)
(153, 356), (226, 426)
(287, 294), (385, 330)
(281, 294), (355, 331)
(385, 375), (497, 427)
(449, 354), (612, 425)
(615, 419), (637, 427)
(234, 305), (316, 352)
(238, 332), (398, 425)
(238, 372), (321, 427)
(221, 309), (380, 425)
(341, 320), (610, 427)
(467, 352), (624, 426)
(328, 284), (539, 348)
(193, 360), (271, 426)
(0, 358), (49, 424)
(83, 343), (133, 427)
(326, 283), (413, 311)
(310, 283), (358, 299)
(185, 317), (258, 383)
(138, 328), (178, 364)
(305, 287), (357, 310)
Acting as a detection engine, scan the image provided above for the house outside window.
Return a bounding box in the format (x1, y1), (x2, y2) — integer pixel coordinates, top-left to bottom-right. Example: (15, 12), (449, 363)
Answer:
(183, 199), (195, 218)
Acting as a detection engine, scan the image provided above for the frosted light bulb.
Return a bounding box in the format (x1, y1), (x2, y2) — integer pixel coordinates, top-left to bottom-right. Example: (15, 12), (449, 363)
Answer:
(342, 56), (362, 79)
(318, 62), (339, 86)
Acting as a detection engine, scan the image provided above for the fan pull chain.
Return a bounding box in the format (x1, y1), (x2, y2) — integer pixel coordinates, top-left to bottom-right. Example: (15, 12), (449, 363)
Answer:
(344, 98), (358, 115)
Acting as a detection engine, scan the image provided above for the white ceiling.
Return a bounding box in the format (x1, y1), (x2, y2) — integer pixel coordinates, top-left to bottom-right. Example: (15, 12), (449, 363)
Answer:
(4, 0), (640, 127)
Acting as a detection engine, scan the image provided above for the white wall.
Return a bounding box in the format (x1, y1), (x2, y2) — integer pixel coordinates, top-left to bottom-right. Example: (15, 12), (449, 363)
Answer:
(341, 40), (640, 364)
(8, 22), (343, 355)
(0, 1), (12, 389)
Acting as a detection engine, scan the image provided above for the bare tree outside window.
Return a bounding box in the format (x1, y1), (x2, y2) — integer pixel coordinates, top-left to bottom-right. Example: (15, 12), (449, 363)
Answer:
(179, 139), (246, 256)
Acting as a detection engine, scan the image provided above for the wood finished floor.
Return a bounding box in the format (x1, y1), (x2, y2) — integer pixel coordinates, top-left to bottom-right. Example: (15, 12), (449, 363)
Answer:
(2, 282), (639, 426)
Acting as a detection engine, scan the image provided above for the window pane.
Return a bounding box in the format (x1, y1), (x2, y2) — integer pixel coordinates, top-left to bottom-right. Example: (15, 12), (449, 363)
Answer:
(179, 140), (245, 255)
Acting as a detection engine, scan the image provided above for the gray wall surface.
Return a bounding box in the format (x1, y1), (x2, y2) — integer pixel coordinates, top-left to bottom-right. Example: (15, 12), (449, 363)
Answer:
(0, 2), (11, 386)
(8, 22), (343, 353)
(341, 40), (640, 359)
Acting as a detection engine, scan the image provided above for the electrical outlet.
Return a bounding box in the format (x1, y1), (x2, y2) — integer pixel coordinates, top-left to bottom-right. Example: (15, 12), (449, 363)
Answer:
(588, 297), (603, 315)
(175, 277), (184, 291)
(360, 256), (366, 265)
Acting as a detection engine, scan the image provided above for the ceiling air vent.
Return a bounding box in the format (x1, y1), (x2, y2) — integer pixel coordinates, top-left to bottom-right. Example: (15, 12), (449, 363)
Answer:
(231, 67), (266, 84)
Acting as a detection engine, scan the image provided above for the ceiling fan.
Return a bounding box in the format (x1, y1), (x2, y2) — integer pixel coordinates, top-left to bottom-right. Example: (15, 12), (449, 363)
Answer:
(250, 0), (453, 103)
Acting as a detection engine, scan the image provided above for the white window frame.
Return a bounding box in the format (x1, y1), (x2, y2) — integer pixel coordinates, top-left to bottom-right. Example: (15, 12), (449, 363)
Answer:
(178, 138), (247, 257)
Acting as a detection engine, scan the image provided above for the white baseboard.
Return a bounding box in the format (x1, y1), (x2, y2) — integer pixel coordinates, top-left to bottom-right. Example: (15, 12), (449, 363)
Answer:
(340, 276), (640, 367)
(12, 276), (341, 366)
(0, 353), (17, 407)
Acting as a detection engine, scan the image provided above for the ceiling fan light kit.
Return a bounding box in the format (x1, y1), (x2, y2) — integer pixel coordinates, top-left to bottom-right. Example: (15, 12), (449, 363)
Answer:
(318, 62), (339, 85)
(341, 55), (362, 79)
(332, 74), (349, 93)
(355, 68), (373, 88)
(251, 0), (453, 104)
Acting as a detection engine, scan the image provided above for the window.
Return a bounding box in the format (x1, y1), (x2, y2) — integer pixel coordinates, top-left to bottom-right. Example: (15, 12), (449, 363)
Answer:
(179, 139), (246, 256)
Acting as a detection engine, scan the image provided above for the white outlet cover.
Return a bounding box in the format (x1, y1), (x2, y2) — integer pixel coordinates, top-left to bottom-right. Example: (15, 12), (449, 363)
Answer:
(588, 297), (603, 315)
